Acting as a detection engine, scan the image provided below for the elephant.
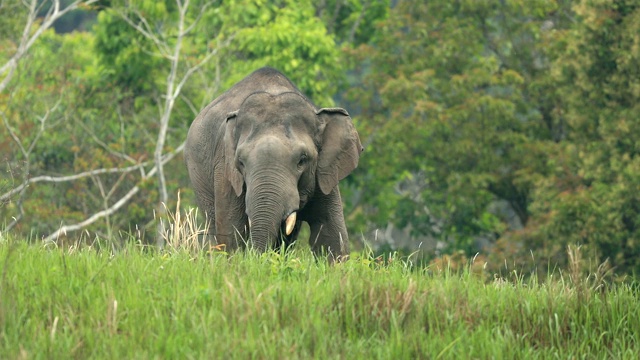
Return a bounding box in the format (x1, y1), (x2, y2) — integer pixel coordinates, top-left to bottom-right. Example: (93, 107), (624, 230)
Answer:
(184, 67), (363, 261)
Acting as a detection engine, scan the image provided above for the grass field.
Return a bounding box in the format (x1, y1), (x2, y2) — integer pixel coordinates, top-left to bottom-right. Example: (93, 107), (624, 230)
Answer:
(1, 240), (639, 359)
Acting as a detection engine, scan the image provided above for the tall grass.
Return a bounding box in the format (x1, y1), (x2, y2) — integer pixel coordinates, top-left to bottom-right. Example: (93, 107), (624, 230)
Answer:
(0, 207), (638, 358)
(1, 240), (638, 359)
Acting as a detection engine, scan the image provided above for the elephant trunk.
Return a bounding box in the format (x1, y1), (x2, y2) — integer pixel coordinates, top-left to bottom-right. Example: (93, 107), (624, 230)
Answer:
(245, 169), (299, 252)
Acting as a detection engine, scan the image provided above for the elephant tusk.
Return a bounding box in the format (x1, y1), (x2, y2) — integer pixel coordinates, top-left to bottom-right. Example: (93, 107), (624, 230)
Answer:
(285, 212), (297, 236)
(248, 218), (252, 229)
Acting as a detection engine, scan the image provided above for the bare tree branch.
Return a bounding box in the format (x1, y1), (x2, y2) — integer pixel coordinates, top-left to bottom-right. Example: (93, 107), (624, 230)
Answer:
(44, 183), (141, 243)
(117, 8), (172, 58)
(0, 162), (151, 203)
(328, 0), (343, 34)
(107, 0), (231, 245)
(106, 170), (129, 200)
(73, 117), (138, 164)
(2, 96), (61, 157)
(28, 100), (62, 153)
(348, 0), (370, 44)
(90, 174), (111, 234)
(43, 142), (185, 243)
(1, 98), (60, 219)
(172, 36), (234, 102)
(2, 0), (225, 243)
(182, 1), (213, 35)
(0, 0), (100, 93)
(153, 0), (189, 206)
(315, 0), (327, 18)
(2, 110), (28, 158)
(119, 0), (228, 208)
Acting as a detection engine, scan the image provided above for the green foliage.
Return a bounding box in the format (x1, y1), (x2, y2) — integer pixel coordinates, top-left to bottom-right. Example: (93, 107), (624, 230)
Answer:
(3, 0), (640, 277)
(346, 0), (559, 250)
(1, 242), (638, 358)
(93, 10), (160, 94)
(2, 0), (353, 242)
(528, 0), (640, 273)
(223, 0), (344, 105)
(314, 0), (390, 46)
(339, 0), (640, 275)
(2, 30), (97, 231)
(0, 1), (29, 45)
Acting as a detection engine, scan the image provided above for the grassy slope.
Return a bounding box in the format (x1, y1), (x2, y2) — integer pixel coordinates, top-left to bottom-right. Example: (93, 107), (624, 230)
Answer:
(0, 242), (638, 359)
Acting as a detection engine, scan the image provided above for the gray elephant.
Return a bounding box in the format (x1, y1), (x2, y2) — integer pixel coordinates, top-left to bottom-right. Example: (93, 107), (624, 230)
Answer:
(184, 67), (362, 261)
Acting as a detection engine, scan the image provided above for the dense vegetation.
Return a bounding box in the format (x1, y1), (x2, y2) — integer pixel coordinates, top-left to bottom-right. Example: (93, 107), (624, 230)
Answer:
(1, 241), (639, 358)
(2, 0), (640, 275)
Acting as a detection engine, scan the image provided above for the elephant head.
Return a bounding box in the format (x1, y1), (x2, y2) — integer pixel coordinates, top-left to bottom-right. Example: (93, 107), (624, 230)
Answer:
(222, 91), (362, 251)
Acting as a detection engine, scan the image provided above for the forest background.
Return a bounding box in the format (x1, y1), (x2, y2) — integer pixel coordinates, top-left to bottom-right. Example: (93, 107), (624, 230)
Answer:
(1, 0), (639, 276)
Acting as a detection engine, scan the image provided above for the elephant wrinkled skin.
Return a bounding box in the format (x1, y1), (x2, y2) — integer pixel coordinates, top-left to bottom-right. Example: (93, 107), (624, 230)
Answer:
(184, 67), (363, 261)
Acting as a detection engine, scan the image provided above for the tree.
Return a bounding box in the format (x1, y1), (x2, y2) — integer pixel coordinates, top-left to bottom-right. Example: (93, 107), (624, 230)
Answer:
(345, 0), (563, 253)
(314, 0), (389, 46)
(529, 0), (640, 273)
(1, 0), (352, 244)
(0, 0), (101, 92)
(1, 0), (99, 232)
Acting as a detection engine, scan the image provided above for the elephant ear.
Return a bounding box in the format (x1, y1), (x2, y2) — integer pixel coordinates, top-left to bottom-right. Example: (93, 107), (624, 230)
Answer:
(224, 110), (244, 197)
(316, 107), (363, 195)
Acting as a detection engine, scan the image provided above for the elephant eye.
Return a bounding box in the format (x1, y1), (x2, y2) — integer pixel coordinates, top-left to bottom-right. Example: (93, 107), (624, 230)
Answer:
(297, 153), (308, 168)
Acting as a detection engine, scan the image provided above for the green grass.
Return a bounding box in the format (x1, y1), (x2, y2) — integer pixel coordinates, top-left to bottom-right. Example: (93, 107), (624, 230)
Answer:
(0, 241), (638, 359)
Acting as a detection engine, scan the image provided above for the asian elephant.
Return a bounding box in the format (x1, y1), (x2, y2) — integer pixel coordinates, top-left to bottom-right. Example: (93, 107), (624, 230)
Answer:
(184, 67), (363, 261)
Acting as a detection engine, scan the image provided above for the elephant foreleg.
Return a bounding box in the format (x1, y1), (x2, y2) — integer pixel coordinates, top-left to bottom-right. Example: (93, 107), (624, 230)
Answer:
(188, 172), (217, 247)
(213, 179), (248, 251)
(303, 186), (350, 262)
